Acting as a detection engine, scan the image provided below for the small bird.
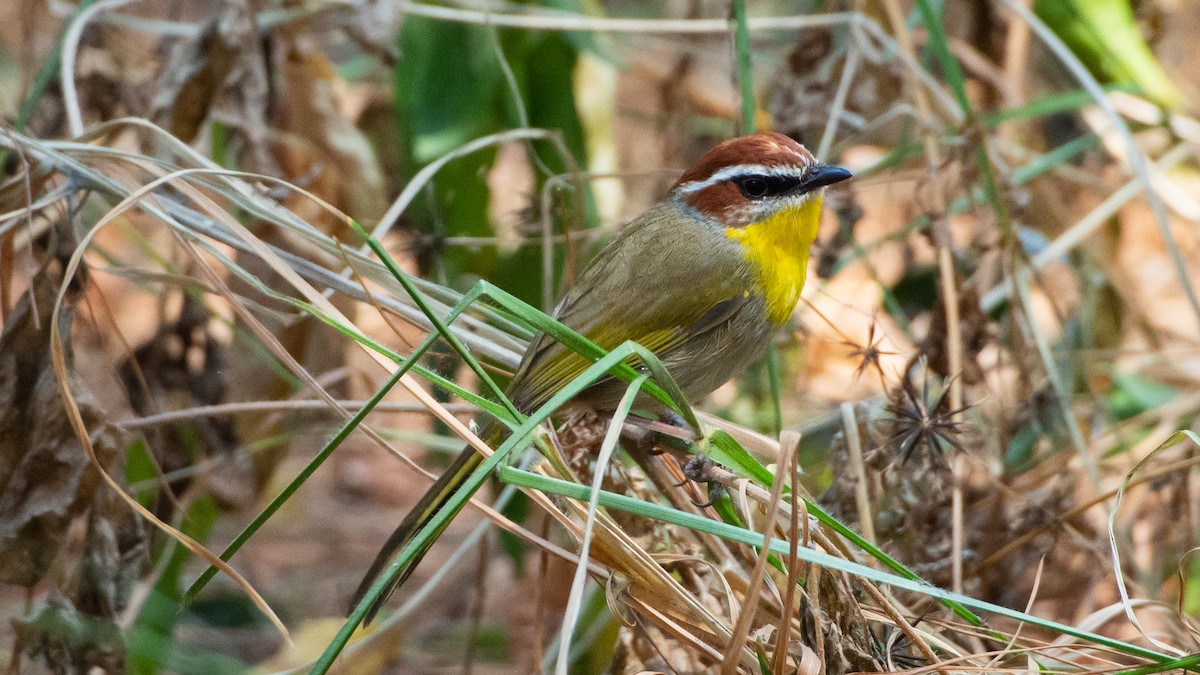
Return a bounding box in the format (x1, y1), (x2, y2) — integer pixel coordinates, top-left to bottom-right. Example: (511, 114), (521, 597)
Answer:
(351, 132), (851, 622)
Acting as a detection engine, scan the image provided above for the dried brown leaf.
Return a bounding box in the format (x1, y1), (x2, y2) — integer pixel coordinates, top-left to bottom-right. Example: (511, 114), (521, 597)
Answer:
(0, 272), (123, 587)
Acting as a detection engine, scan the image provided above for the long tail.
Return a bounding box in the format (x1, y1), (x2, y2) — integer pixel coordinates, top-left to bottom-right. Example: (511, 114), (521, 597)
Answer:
(349, 444), (484, 624)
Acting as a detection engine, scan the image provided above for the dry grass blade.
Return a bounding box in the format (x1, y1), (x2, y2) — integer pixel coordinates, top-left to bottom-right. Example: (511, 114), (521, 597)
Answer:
(718, 437), (788, 674)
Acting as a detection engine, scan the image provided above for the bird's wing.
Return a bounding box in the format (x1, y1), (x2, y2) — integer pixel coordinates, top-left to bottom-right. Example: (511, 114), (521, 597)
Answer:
(506, 205), (750, 411)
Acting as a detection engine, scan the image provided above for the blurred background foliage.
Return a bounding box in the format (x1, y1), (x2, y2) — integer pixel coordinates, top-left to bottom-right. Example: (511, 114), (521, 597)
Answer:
(394, 13), (593, 302)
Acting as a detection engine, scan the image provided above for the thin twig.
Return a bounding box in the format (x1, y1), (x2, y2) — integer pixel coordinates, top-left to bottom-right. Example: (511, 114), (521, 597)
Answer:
(396, 2), (856, 34)
(816, 43), (861, 160)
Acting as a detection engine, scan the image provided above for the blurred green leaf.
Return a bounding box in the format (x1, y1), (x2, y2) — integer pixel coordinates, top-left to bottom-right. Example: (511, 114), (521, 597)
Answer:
(186, 595), (271, 630)
(1108, 372), (1177, 420)
(891, 265), (940, 317)
(15, 603), (123, 671)
(1004, 424), (1041, 471)
(554, 585), (618, 675)
(397, 20), (503, 165)
(395, 17), (504, 284)
(1183, 554), (1200, 615)
(986, 83), (1136, 127)
(498, 491), (531, 575)
(124, 438), (158, 508)
(393, 17), (592, 308)
(1035, 0), (1183, 108)
(126, 619), (248, 675)
(492, 29), (594, 304)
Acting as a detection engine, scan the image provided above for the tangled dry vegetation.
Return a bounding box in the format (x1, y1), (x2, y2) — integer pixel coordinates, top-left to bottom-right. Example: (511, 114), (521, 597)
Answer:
(4, 1), (1200, 673)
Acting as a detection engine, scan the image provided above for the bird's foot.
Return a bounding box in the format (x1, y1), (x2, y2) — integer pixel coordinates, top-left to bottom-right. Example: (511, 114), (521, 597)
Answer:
(681, 454), (725, 507)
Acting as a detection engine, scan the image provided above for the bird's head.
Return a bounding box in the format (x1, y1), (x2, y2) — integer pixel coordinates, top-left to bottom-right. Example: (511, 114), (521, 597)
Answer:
(671, 132), (851, 228)
(670, 133), (852, 325)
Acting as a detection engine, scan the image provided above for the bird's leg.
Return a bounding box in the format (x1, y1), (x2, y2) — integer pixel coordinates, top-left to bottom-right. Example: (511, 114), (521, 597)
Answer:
(657, 415), (726, 504)
(623, 410), (695, 456)
(648, 408), (686, 454)
(619, 419), (660, 456)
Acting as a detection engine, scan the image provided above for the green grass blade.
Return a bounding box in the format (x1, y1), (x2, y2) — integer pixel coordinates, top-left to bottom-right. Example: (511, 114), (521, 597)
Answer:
(703, 429), (775, 486)
(191, 239), (513, 420)
(464, 281), (701, 430)
(766, 346), (782, 437)
(346, 219), (519, 419)
(985, 84), (1134, 127)
(731, 0), (756, 134)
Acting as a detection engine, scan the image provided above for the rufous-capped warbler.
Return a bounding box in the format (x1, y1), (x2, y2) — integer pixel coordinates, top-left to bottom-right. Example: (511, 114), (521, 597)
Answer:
(351, 132), (852, 622)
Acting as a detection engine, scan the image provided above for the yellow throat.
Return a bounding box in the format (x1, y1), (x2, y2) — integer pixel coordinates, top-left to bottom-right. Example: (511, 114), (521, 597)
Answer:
(725, 195), (823, 325)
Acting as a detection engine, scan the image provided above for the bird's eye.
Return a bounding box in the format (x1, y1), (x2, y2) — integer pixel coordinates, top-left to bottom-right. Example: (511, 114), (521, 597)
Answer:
(737, 177), (770, 199)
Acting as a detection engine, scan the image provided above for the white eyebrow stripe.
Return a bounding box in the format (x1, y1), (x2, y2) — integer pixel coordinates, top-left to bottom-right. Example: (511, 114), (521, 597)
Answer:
(677, 163), (813, 193)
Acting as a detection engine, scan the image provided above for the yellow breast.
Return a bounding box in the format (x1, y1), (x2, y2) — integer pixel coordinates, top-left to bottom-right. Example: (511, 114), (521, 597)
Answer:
(724, 196), (823, 325)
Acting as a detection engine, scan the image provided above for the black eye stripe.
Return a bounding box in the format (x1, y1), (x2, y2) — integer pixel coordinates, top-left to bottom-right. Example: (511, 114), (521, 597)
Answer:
(732, 174), (805, 200)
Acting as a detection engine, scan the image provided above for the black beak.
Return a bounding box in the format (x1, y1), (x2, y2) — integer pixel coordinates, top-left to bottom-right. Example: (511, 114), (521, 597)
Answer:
(803, 164), (853, 191)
